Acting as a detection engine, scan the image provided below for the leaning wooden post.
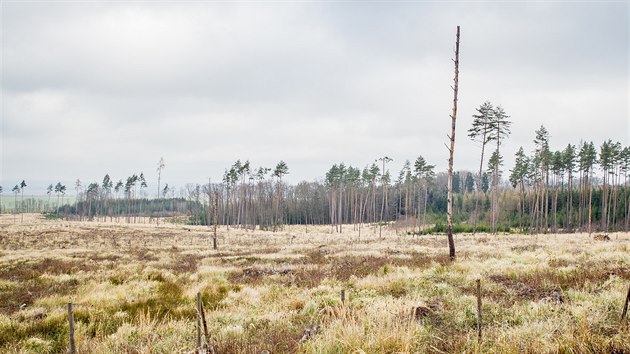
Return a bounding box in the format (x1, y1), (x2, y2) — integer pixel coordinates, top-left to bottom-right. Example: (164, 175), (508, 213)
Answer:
(476, 279), (482, 344)
(196, 294), (201, 352)
(198, 292), (210, 348)
(67, 302), (76, 354)
(621, 283), (630, 321)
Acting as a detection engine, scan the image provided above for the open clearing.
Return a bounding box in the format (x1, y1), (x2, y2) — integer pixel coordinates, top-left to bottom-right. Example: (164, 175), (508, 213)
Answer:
(1, 214), (629, 353)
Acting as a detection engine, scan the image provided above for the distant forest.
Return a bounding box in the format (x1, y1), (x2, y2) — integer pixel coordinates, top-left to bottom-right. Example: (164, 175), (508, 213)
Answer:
(4, 103), (629, 235)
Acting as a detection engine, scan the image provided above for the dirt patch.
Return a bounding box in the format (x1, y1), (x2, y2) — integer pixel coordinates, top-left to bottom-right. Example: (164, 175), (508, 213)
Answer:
(228, 264), (325, 288)
(0, 258), (98, 281)
(488, 262), (630, 301)
(0, 278), (80, 314)
(160, 253), (204, 273)
(228, 253), (453, 287)
(129, 248), (160, 262)
(488, 274), (563, 301)
(330, 256), (390, 281)
(510, 244), (543, 253)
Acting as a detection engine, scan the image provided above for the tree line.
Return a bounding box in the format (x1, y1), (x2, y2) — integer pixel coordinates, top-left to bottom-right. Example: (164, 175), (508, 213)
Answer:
(3, 109), (628, 235)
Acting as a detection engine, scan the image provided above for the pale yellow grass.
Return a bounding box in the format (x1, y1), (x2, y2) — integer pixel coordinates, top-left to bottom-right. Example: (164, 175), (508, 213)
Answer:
(0, 214), (629, 353)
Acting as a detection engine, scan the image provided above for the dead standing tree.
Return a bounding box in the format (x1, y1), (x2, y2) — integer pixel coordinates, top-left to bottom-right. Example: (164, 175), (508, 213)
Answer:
(446, 26), (460, 260)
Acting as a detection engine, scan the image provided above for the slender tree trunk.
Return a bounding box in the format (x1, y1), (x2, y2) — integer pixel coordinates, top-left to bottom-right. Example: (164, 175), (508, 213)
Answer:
(423, 182), (429, 234)
(565, 171), (573, 232)
(338, 185), (343, 233)
(492, 135), (500, 234)
(379, 162), (387, 239)
(611, 169), (619, 230)
(20, 190), (24, 223)
(330, 190), (336, 232)
(544, 170), (549, 232)
(519, 181), (525, 233)
(625, 174), (629, 232)
(473, 145), (486, 234)
(490, 178), (495, 234)
(601, 171), (608, 231)
(577, 169), (584, 231)
(405, 181), (410, 231)
(538, 171), (544, 233)
(446, 26), (460, 260)
(553, 174), (558, 233)
(213, 191), (218, 250)
(533, 181), (540, 234)
(588, 170), (594, 235)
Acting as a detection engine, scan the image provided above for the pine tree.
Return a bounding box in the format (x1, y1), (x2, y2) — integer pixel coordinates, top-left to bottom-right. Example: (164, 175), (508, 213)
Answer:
(75, 179), (83, 220)
(550, 150), (565, 232)
(533, 126), (550, 233)
(488, 105), (511, 233)
(11, 184), (20, 222)
(19, 180), (27, 222)
(273, 160), (289, 230)
(487, 150), (503, 233)
(468, 101), (494, 233)
(102, 174), (113, 221)
(415, 156), (435, 234)
(464, 173), (475, 194)
(578, 142), (597, 234)
(510, 147), (529, 232)
(46, 184), (54, 211)
(54, 182), (64, 214)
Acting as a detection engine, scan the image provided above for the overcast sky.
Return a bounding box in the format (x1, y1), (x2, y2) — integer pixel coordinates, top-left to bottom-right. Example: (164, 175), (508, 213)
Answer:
(1, 1), (628, 195)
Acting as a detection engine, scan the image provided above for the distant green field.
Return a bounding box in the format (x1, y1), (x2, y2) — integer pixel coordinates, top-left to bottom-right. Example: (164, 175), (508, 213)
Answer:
(0, 195), (76, 213)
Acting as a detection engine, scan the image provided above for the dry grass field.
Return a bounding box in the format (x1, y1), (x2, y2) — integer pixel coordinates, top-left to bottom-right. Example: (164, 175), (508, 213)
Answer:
(1, 214), (629, 353)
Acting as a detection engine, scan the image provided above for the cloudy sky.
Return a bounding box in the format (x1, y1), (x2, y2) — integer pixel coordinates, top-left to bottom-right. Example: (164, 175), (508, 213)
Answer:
(1, 1), (628, 195)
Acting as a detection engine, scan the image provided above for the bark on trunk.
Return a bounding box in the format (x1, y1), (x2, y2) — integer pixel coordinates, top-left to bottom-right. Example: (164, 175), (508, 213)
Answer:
(446, 26), (460, 260)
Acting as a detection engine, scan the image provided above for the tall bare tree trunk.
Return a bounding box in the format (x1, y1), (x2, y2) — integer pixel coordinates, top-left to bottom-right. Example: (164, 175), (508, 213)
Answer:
(530, 184), (538, 235)
(611, 168), (619, 230)
(423, 183), (429, 234)
(446, 26), (460, 260)
(338, 186), (343, 233)
(473, 147), (486, 233)
(553, 174), (558, 233)
(544, 171), (549, 232)
(625, 174), (629, 232)
(602, 171), (608, 231)
(565, 171), (573, 232)
(588, 171), (594, 235)
(581, 173), (585, 230)
(413, 183), (419, 234)
(213, 190), (218, 250)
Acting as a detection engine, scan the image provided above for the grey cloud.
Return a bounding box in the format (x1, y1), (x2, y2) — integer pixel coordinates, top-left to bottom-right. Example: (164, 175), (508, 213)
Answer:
(1, 2), (627, 194)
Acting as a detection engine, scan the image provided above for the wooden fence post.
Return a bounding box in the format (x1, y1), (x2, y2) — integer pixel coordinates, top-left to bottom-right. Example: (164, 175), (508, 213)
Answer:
(197, 292), (210, 349)
(68, 302), (76, 354)
(476, 279), (482, 344)
(196, 295), (201, 352)
(621, 283), (630, 321)
(341, 289), (345, 305)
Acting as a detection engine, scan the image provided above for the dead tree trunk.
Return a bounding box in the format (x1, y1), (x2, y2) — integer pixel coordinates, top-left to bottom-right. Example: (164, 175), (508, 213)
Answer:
(446, 26), (460, 260)
(213, 190), (219, 250)
(68, 303), (76, 354)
